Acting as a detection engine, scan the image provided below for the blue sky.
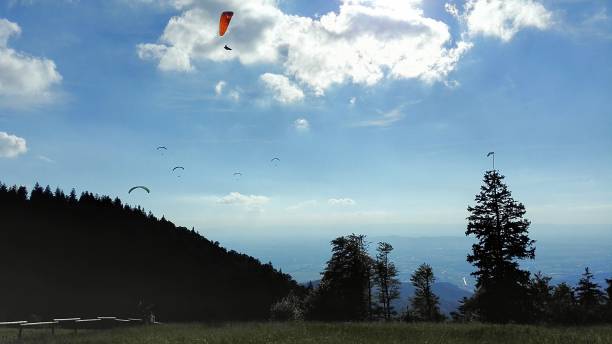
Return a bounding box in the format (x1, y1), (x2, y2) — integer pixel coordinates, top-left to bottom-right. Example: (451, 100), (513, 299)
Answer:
(0, 0), (611, 239)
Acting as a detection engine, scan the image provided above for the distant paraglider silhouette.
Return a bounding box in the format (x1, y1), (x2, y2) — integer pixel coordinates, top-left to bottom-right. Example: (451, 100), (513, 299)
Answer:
(128, 186), (150, 194)
(486, 151), (495, 170)
(172, 166), (185, 178)
(224, 45), (232, 51)
(270, 157), (280, 163)
(157, 146), (167, 156)
(233, 172), (242, 177)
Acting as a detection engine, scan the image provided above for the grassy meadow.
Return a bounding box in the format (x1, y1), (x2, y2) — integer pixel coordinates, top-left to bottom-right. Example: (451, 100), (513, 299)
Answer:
(1, 322), (612, 344)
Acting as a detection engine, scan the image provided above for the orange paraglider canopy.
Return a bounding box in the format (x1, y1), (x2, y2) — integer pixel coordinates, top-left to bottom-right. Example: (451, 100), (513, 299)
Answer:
(219, 11), (234, 36)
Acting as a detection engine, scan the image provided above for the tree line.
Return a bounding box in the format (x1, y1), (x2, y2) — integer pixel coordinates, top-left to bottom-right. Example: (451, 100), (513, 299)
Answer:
(271, 170), (612, 324)
(0, 182), (300, 322)
(269, 233), (447, 322)
(1, 170), (611, 324)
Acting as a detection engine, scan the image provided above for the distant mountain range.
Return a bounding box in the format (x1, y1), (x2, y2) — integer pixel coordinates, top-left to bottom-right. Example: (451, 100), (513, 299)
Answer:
(303, 280), (471, 316)
(227, 231), (612, 290)
(394, 282), (472, 316)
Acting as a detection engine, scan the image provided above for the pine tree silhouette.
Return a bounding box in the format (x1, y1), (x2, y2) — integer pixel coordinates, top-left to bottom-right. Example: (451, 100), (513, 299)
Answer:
(549, 282), (578, 324)
(575, 267), (605, 323)
(465, 170), (535, 323)
(307, 234), (371, 321)
(408, 263), (444, 322)
(374, 242), (400, 320)
(528, 272), (552, 323)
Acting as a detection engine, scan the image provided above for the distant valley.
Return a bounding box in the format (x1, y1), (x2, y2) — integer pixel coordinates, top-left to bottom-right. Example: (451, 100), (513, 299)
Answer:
(219, 224), (612, 292)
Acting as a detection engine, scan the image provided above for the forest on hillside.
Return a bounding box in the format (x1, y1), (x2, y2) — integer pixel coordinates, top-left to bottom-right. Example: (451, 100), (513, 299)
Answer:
(0, 182), (300, 322)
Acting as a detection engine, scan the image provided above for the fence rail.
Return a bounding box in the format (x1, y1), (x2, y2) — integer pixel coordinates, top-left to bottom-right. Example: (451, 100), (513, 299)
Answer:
(0, 316), (150, 338)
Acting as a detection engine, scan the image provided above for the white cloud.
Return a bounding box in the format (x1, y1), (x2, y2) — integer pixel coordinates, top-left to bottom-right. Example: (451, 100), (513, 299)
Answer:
(214, 80), (240, 101)
(260, 73), (305, 104)
(444, 79), (460, 89)
(445, 3), (460, 18)
(294, 118), (310, 132)
(37, 155), (55, 163)
(456, 0), (553, 42)
(214, 80), (226, 95)
(138, 0), (473, 94)
(0, 18), (62, 108)
(328, 198), (356, 206)
(355, 107), (404, 127)
(217, 192), (270, 209)
(228, 89), (240, 102)
(0, 131), (27, 158)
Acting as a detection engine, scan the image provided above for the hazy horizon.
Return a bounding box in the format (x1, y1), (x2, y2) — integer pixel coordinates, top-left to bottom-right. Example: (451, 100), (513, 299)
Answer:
(214, 224), (612, 284)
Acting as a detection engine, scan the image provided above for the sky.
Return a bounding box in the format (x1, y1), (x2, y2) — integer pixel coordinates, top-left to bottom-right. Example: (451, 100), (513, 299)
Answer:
(0, 0), (611, 240)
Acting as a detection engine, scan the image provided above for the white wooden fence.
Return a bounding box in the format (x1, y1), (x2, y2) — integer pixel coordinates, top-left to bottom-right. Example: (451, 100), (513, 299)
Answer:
(0, 316), (146, 339)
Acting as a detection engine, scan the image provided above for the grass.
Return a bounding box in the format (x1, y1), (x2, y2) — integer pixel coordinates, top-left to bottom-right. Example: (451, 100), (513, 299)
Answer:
(1, 322), (612, 344)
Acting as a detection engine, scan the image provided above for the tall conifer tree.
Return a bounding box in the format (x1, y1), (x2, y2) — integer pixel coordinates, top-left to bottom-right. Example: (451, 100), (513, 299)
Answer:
(408, 263), (444, 321)
(374, 242), (400, 320)
(466, 170), (535, 323)
(309, 234), (371, 321)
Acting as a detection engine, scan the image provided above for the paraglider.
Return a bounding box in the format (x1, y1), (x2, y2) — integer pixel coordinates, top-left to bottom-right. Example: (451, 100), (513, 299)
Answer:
(486, 151), (495, 170)
(157, 146), (167, 156)
(224, 45), (232, 51)
(233, 172), (242, 176)
(270, 157), (280, 163)
(172, 166), (185, 171)
(219, 11), (234, 36)
(128, 186), (150, 194)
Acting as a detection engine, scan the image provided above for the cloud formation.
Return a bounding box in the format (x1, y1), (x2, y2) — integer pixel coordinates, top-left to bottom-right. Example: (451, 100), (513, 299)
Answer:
(0, 18), (62, 108)
(228, 89), (240, 102)
(328, 198), (356, 206)
(214, 80), (226, 95)
(138, 0), (473, 95)
(217, 191), (270, 209)
(138, 0), (553, 98)
(451, 0), (553, 42)
(214, 79), (240, 101)
(294, 118), (310, 132)
(0, 131), (27, 158)
(37, 155), (55, 163)
(260, 73), (305, 104)
(355, 107), (404, 127)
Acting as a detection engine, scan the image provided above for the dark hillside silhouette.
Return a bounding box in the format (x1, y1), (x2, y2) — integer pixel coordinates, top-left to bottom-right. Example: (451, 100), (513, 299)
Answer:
(0, 182), (300, 322)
